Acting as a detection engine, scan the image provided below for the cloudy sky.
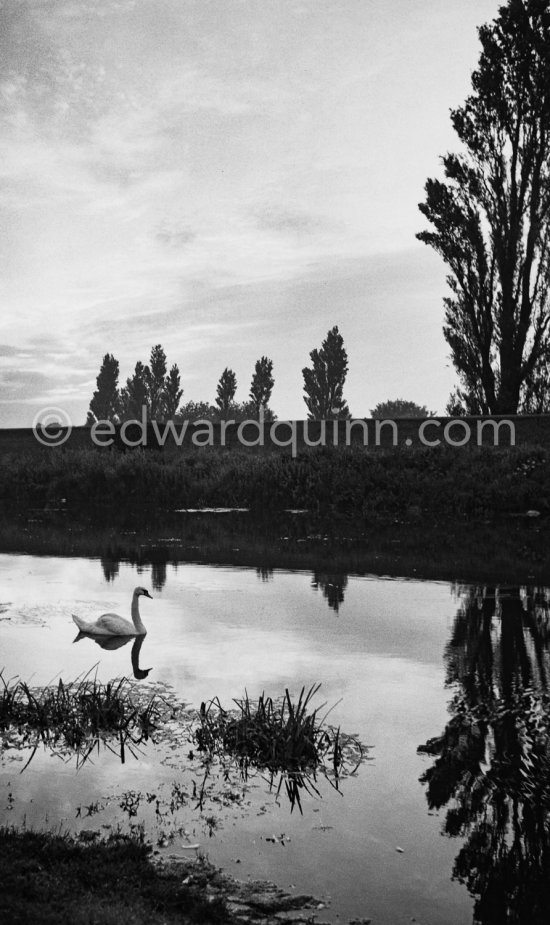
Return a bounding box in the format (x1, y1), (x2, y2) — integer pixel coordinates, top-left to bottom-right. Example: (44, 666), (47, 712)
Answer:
(1, 0), (500, 426)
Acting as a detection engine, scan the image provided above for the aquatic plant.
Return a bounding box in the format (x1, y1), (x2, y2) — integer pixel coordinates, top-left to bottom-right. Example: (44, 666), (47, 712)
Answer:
(194, 685), (367, 812)
(0, 669), (160, 768)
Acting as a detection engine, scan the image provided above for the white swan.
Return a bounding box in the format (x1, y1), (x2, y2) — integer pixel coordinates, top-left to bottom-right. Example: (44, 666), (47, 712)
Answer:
(72, 587), (153, 637)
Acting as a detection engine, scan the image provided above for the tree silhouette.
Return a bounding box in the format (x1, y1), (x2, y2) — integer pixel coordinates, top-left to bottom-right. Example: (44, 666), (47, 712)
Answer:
(302, 326), (350, 419)
(178, 400), (215, 420)
(312, 571), (348, 614)
(370, 399), (435, 418)
(121, 361), (150, 421)
(418, 0), (550, 414)
(163, 363), (183, 419)
(215, 367), (237, 417)
(87, 354), (121, 424)
(249, 356), (275, 418)
(146, 344), (167, 419)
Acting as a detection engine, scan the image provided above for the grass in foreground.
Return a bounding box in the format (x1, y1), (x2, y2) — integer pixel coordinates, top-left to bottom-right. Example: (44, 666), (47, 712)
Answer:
(0, 827), (226, 925)
(195, 685), (367, 812)
(0, 670), (159, 768)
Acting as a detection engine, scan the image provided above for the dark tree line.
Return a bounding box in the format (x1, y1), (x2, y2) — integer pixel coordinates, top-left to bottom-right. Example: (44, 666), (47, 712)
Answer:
(87, 345), (183, 424)
(87, 345), (277, 424)
(87, 325), (358, 424)
(418, 0), (550, 415)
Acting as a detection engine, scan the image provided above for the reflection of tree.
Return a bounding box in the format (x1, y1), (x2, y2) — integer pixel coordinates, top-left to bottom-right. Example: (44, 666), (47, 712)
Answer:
(312, 572), (348, 613)
(151, 560), (167, 592)
(256, 566), (273, 582)
(101, 557), (119, 583)
(418, 586), (550, 924)
(98, 547), (169, 590)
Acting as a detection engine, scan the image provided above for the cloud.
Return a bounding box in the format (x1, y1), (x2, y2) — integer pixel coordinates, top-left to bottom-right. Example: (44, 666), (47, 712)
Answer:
(0, 368), (55, 401)
(156, 225), (196, 248)
(253, 206), (331, 236)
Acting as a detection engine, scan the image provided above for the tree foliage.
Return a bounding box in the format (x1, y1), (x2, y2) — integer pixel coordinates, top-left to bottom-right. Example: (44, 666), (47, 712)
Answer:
(215, 367), (237, 417)
(88, 346), (184, 423)
(163, 363), (183, 419)
(249, 356), (275, 417)
(418, 0), (550, 414)
(370, 399), (436, 418)
(121, 360), (150, 421)
(146, 344), (168, 419)
(87, 353), (121, 424)
(302, 326), (350, 419)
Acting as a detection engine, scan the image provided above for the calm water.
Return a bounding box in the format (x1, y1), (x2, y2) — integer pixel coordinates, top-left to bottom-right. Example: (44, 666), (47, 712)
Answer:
(1, 550), (549, 924)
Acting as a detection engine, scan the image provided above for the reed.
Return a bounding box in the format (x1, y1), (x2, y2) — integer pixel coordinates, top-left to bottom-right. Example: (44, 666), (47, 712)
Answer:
(194, 685), (366, 812)
(0, 669), (159, 768)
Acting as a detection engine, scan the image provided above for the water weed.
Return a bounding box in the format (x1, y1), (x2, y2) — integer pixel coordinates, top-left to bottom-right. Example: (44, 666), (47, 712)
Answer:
(194, 685), (367, 813)
(0, 669), (160, 768)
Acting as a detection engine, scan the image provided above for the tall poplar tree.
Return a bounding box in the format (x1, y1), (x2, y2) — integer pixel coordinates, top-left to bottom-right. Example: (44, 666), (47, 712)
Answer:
(121, 361), (150, 421)
(147, 344), (168, 419)
(249, 356), (274, 417)
(163, 364), (183, 419)
(215, 367), (237, 417)
(302, 326), (350, 419)
(88, 353), (121, 424)
(418, 0), (550, 414)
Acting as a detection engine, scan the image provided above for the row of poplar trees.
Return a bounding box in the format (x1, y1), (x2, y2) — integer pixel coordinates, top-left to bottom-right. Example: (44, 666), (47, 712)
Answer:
(87, 346), (275, 424)
(86, 326), (352, 424)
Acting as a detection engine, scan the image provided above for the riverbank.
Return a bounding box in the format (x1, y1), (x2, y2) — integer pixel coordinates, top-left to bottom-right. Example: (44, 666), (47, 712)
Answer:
(0, 443), (549, 520)
(0, 828), (329, 925)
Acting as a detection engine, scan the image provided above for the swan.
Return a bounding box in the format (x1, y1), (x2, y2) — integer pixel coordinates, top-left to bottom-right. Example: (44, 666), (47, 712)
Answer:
(72, 587), (153, 637)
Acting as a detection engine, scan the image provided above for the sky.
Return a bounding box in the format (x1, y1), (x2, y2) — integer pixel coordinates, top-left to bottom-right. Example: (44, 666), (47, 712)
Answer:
(0, 0), (501, 427)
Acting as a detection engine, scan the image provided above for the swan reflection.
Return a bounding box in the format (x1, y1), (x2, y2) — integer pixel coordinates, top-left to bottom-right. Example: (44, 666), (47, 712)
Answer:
(73, 632), (152, 679)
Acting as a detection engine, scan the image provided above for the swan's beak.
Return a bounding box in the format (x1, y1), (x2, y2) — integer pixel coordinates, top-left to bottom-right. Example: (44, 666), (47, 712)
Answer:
(144, 590), (153, 599)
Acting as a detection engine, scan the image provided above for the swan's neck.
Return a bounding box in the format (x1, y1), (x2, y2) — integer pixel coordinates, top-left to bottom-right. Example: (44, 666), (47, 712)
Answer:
(131, 593), (147, 634)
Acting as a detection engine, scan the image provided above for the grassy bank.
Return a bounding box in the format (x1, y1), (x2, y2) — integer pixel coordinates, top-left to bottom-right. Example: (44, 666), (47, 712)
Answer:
(0, 828), (227, 925)
(0, 826), (327, 925)
(1, 444), (549, 519)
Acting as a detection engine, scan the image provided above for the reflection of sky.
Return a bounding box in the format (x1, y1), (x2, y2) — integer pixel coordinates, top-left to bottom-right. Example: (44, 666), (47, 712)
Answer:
(0, 555), (454, 705)
(1, 0), (499, 424)
(0, 554), (470, 924)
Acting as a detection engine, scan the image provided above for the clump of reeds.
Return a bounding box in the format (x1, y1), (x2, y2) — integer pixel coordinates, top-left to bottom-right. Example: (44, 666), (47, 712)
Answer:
(194, 684), (367, 812)
(0, 668), (159, 769)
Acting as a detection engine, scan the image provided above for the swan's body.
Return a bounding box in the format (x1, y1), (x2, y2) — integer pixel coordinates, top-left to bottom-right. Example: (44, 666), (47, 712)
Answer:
(72, 587), (152, 637)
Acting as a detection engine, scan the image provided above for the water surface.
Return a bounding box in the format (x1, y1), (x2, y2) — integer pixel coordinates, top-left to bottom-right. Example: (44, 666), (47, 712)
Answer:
(1, 549), (549, 924)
